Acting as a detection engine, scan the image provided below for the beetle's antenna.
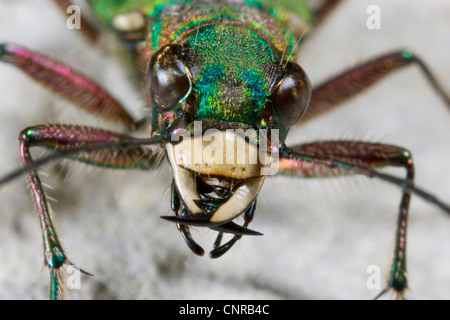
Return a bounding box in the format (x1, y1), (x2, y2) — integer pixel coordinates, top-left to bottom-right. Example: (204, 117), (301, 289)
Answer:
(280, 148), (450, 216)
(370, 170), (450, 215)
(0, 136), (165, 187)
(284, 29), (307, 67)
(279, 33), (289, 65)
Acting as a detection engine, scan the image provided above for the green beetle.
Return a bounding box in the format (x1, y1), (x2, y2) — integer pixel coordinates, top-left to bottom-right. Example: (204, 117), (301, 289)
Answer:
(0, 0), (449, 300)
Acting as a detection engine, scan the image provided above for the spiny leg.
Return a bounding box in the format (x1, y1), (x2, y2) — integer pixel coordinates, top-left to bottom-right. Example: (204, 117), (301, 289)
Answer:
(52, 0), (101, 42)
(278, 141), (414, 298)
(300, 49), (450, 123)
(0, 43), (135, 128)
(20, 124), (160, 299)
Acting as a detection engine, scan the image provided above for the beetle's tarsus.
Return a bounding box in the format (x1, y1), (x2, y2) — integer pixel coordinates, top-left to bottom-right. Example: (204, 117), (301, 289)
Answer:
(374, 286), (407, 300)
(50, 268), (64, 301)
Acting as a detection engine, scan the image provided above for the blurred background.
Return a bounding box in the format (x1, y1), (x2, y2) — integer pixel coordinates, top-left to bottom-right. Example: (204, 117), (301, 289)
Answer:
(0, 0), (449, 299)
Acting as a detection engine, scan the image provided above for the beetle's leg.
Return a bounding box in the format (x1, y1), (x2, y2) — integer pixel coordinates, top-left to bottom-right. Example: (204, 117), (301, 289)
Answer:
(52, 0), (100, 42)
(279, 141), (414, 299)
(209, 200), (257, 259)
(19, 124), (161, 299)
(0, 43), (135, 128)
(313, 0), (345, 27)
(300, 50), (450, 123)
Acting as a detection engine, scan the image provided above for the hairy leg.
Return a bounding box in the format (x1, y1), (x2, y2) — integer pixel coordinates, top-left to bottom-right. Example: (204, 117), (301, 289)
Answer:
(19, 124), (162, 299)
(278, 140), (413, 298)
(0, 43), (135, 127)
(300, 50), (450, 123)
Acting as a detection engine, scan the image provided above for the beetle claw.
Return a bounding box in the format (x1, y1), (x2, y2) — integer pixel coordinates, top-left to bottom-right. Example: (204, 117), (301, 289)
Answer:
(210, 221), (263, 236)
(160, 214), (212, 226)
(161, 215), (262, 236)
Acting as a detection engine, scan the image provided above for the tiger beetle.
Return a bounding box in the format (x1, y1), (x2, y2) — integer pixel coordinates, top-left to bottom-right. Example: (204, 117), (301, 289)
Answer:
(0, 0), (449, 299)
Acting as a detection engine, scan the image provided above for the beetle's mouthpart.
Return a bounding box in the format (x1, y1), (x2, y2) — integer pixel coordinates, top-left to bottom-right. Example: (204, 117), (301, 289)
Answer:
(160, 216), (263, 236)
(166, 131), (267, 224)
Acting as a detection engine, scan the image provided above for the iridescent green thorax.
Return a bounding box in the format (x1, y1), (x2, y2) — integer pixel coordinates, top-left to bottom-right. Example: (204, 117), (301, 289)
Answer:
(149, 1), (297, 55)
(180, 22), (282, 126)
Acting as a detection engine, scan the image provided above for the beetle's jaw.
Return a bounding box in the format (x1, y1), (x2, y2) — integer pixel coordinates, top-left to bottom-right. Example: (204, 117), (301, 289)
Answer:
(165, 130), (268, 225)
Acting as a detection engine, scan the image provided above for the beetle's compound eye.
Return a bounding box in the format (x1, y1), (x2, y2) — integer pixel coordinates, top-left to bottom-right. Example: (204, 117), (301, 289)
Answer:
(147, 44), (191, 111)
(271, 61), (311, 128)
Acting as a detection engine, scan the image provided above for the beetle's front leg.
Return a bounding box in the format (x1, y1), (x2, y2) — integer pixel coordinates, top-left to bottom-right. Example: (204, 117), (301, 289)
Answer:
(19, 124), (162, 299)
(20, 130), (68, 300)
(279, 141), (414, 299)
